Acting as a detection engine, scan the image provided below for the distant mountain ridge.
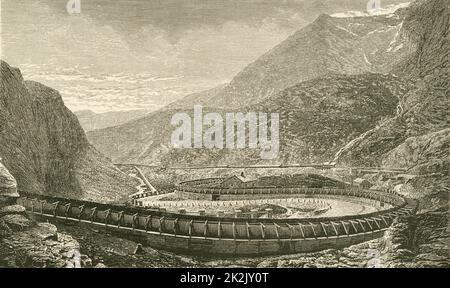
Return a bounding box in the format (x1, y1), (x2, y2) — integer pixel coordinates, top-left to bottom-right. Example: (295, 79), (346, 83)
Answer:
(0, 60), (137, 203)
(334, 0), (449, 166)
(75, 109), (151, 132)
(87, 0), (448, 171)
(332, 0), (449, 210)
(164, 5), (413, 110)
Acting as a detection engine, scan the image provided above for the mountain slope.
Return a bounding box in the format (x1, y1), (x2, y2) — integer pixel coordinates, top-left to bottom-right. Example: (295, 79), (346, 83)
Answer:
(87, 3), (421, 165)
(88, 73), (411, 165)
(0, 60), (138, 203)
(87, 0), (447, 172)
(334, 0), (449, 167)
(332, 0), (449, 212)
(168, 7), (413, 110)
(74, 109), (151, 132)
(252, 73), (412, 163)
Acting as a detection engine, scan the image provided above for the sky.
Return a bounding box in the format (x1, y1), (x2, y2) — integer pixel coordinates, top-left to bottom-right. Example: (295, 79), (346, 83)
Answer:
(0, 0), (408, 112)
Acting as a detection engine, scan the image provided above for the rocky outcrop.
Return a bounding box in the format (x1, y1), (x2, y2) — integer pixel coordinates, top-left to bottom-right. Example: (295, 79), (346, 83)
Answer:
(86, 0), (443, 166)
(0, 205), (25, 217)
(53, 222), (199, 268)
(0, 60), (138, 203)
(382, 129), (449, 175)
(379, 209), (449, 267)
(170, 6), (414, 110)
(334, 0), (449, 167)
(0, 214), (87, 268)
(0, 161), (19, 200)
(331, 0), (449, 213)
(0, 162), (88, 267)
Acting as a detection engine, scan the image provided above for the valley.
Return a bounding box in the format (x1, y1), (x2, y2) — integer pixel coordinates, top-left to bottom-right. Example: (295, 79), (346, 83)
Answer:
(0, 0), (448, 268)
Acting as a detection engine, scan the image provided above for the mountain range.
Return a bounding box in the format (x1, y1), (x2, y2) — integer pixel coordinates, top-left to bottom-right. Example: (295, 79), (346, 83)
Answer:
(74, 109), (151, 132)
(166, 7), (412, 110)
(87, 0), (448, 172)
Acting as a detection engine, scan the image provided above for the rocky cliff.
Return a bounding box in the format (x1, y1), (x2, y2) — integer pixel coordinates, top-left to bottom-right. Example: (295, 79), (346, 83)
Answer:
(87, 69), (412, 166)
(84, 0), (448, 210)
(0, 60), (137, 203)
(87, 3), (421, 165)
(0, 161), (85, 267)
(87, 0), (448, 170)
(74, 109), (151, 132)
(334, 0), (449, 166)
(170, 6), (414, 110)
(332, 0), (449, 210)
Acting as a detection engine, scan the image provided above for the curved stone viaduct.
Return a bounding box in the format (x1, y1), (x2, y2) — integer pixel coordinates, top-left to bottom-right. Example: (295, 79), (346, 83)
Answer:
(17, 185), (417, 256)
(175, 178), (401, 204)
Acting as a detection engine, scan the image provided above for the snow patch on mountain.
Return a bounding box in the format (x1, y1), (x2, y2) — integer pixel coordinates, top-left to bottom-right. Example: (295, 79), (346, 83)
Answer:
(331, 2), (411, 18)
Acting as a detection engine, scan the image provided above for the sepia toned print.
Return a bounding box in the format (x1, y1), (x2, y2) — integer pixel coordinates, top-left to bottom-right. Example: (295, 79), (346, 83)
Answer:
(0, 0), (448, 268)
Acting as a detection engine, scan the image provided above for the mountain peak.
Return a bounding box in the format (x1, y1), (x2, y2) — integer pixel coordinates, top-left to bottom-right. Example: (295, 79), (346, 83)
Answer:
(1, 60), (23, 83)
(25, 80), (64, 102)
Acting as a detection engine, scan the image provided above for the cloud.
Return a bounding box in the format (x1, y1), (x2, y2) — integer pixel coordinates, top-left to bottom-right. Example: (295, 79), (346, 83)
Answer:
(0, 0), (307, 112)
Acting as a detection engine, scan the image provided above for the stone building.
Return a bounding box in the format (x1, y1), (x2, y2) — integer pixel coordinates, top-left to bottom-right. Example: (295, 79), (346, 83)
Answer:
(353, 178), (372, 189)
(220, 172), (256, 188)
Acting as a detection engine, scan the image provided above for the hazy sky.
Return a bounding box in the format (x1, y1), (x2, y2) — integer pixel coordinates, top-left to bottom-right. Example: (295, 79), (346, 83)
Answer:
(1, 0), (408, 112)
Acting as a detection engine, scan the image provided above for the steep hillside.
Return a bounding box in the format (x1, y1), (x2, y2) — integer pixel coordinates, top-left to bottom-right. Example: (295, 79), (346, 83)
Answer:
(87, 0), (447, 172)
(168, 6), (413, 110)
(74, 109), (151, 132)
(332, 0), (449, 213)
(382, 129), (449, 174)
(334, 0), (449, 168)
(163, 84), (227, 110)
(88, 73), (410, 165)
(87, 2), (422, 165)
(252, 73), (412, 163)
(0, 60), (138, 203)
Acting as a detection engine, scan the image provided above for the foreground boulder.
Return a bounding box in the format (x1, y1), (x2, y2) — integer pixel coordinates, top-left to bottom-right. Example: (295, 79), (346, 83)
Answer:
(0, 160), (19, 205)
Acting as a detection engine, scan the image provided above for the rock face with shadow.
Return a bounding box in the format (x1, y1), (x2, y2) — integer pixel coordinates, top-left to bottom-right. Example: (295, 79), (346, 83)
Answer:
(0, 162), (88, 268)
(379, 209), (449, 268)
(0, 60), (138, 203)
